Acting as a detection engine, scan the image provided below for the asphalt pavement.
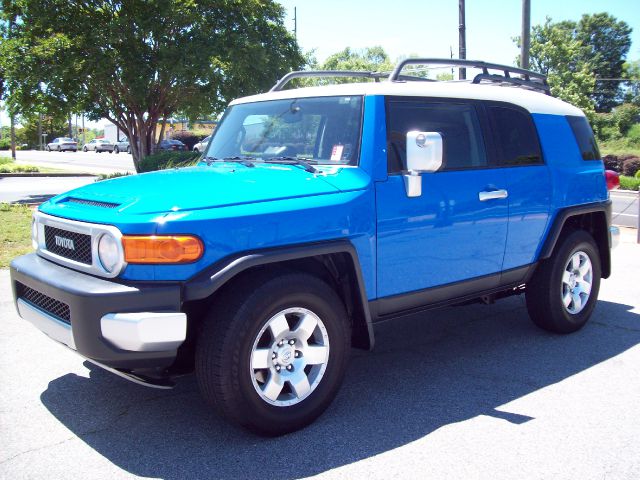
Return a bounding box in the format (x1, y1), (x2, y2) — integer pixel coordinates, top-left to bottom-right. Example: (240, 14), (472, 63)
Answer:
(1, 229), (639, 479)
(0, 176), (96, 204)
(611, 190), (639, 228)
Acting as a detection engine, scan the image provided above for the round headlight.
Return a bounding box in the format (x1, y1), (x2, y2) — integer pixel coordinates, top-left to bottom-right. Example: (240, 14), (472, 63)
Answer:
(31, 217), (38, 249)
(98, 233), (120, 273)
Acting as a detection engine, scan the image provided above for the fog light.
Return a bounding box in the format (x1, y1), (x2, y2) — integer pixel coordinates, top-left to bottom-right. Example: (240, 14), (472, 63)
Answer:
(98, 233), (120, 273)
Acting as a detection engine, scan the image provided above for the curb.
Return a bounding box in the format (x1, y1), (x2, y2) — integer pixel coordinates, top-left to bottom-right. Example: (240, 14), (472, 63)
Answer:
(0, 172), (97, 178)
(612, 189), (639, 197)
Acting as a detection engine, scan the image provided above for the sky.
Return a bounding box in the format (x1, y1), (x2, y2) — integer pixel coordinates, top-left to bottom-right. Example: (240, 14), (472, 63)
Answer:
(278, 0), (640, 65)
(2, 0), (638, 130)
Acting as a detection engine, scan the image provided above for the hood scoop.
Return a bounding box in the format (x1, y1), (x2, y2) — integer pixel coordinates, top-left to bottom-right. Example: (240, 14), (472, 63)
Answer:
(65, 197), (122, 209)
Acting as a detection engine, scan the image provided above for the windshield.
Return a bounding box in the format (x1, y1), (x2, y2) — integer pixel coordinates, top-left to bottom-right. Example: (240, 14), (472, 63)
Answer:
(61, 138), (74, 142)
(206, 96), (363, 165)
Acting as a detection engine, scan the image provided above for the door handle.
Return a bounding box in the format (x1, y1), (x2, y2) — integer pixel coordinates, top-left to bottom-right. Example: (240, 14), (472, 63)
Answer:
(479, 189), (508, 201)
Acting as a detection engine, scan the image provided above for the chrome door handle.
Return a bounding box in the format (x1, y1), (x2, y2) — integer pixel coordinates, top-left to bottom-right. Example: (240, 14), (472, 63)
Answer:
(479, 189), (508, 201)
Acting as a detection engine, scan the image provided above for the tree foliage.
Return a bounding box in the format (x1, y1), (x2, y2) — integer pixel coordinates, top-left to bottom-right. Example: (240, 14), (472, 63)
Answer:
(576, 13), (632, 112)
(0, 0), (305, 171)
(526, 13), (632, 115)
(321, 46), (394, 73)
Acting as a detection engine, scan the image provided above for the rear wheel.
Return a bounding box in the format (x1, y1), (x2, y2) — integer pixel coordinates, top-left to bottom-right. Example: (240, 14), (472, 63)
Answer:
(126, 146), (131, 154)
(57, 146), (61, 152)
(526, 230), (601, 333)
(196, 272), (351, 436)
(114, 146), (119, 154)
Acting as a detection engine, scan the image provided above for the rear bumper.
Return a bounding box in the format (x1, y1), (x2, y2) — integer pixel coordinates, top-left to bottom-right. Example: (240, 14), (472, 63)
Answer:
(10, 253), (185, 378)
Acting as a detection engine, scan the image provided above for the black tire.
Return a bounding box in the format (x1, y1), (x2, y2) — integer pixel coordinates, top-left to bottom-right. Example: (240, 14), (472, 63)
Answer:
(526, 230), (601, 334)
(83, 146), (87, 152)
(196, 271), (351, 436)
(193, 148), (199, 153)
(57, 146), (61, 152)
(114, 146), (119, 154)
(126, 146), (130, 154)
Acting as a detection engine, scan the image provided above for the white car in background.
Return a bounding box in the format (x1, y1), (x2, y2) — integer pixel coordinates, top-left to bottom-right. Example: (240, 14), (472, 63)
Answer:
(192, 135), (210, 153)
(46, 138), (77, 152)
(83, 139), (115, 153)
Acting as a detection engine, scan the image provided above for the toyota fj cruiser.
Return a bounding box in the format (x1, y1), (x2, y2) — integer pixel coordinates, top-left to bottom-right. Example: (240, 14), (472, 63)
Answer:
(10, 59), (619, 435)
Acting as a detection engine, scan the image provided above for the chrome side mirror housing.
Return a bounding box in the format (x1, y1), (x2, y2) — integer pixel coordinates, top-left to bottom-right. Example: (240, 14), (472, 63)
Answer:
(403, 131), (443, 198)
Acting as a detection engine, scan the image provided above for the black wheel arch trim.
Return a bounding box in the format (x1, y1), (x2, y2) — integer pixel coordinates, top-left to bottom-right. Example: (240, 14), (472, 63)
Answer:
(183, 239), (375, 350)
(539, 199), (612, 278)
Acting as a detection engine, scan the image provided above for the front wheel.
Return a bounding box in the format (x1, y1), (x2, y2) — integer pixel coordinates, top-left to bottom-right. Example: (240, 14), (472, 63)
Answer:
(82, 146), (87, 152)
(196, 272), (351, 436)
(114, 146), (119, 154)
(526, 230), (601, 333)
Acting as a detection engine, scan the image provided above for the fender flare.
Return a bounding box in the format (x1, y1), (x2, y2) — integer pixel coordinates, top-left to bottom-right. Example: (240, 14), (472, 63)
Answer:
(183, 239), (375, 349)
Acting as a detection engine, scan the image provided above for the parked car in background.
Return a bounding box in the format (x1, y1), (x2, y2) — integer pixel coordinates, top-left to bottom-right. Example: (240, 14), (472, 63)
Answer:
(46, 138), (77, 152)
(114, 138), (130, 154)
(157, 139), (187, 151)
(83, 139), (115, 153)
(192, 135), (210, 153)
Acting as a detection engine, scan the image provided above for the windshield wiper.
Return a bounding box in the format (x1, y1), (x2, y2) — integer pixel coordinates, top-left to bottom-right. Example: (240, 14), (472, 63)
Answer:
(263, 156), (319, 174)
(204, 156), (255, 168)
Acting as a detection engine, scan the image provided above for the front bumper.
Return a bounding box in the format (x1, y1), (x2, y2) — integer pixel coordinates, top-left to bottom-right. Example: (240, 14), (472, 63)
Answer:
(10, 253), (185, 381)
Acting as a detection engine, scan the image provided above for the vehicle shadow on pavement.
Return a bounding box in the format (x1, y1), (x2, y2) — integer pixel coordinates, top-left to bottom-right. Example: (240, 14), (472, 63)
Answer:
(40, 296), (640, 479)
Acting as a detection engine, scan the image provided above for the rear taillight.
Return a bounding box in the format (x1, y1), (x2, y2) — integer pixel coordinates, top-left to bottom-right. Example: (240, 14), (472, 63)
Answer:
(605, 170), (620, 190)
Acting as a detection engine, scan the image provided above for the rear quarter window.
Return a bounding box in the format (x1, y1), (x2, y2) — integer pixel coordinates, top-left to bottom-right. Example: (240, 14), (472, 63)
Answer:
(487, 106), (542, 166)
(566, 116), (601, 161)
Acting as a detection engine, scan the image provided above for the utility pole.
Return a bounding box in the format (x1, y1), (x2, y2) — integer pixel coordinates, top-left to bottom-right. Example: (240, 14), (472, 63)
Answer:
(520, 0), (531, 69)
(293, 7), (297, 40)
(458, 0), (466, 80)
(38, 113), (42, 151)
(82, 115), (85, 146)
(68, 113), (72, 137)
(10, 110), (16, 160)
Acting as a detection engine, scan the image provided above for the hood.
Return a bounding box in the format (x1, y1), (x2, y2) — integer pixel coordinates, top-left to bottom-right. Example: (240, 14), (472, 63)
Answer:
(43, 164), (345, 217)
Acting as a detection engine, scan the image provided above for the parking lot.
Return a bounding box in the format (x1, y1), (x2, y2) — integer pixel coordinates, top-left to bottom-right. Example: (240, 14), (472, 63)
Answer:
(1, 229), (638, 479)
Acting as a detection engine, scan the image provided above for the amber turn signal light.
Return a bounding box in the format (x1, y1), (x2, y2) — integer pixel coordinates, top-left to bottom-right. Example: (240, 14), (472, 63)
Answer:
(122, 235), (203, 264)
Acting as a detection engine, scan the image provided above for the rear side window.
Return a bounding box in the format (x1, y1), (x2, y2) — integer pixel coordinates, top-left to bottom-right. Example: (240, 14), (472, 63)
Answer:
(488, 106), (542, 166)
(566, 116), (601, 160)
(386, 100), (487, 173)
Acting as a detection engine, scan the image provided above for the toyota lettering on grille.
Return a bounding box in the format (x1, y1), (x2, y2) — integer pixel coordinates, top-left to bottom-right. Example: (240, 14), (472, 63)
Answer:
(54, 235), (75, 250)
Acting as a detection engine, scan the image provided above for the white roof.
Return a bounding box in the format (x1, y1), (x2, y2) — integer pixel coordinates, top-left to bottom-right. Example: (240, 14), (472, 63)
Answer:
(231, 81), (583, 117)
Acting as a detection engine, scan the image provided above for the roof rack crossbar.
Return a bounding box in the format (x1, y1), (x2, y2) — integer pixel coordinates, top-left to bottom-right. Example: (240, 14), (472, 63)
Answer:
(389, 58), (549, 93)
(471, 73), (550, 94)
(270, 70), (380, 92)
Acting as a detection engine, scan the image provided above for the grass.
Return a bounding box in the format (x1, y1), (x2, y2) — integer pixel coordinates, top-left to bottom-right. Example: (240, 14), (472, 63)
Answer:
(620, 175), (640, 191)
(0, 203), (34, 268)
(0, 156), (40, 173)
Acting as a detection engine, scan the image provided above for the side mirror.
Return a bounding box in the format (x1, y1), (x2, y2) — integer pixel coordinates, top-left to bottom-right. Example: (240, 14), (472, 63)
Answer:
(403, 131), (443, 197)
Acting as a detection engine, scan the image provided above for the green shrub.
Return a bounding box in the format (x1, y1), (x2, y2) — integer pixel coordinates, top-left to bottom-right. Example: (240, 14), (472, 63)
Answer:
(0, 137), (11, 150)
(635, 170), (640, 179)
(138, 151), (200, 173)
(619, 175), (640, 191)
(0, 164), (39, 173)
(95, 172), (132, 182)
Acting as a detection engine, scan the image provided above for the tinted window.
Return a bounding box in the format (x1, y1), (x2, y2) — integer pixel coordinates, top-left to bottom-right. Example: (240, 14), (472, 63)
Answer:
(488, 106), (542, 166)
(386, 100), (487, 173)
(566, 115), (601, 160)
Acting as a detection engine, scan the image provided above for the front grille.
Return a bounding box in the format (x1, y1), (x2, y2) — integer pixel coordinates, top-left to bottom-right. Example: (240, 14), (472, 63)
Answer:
(44, 225), (92, 265)
(17, 283), (71, 325)
(67, 198), (120, 209)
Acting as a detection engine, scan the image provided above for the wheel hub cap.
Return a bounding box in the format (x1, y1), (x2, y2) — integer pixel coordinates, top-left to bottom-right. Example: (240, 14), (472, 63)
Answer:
(561, 251), (593, 315)
(250, 307), (330, 407)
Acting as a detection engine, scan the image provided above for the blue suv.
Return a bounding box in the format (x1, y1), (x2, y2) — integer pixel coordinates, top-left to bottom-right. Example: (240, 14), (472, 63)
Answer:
(10, 59), (619, 435)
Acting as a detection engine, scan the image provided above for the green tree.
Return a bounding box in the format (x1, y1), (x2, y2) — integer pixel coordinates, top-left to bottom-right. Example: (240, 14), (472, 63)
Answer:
(528, 18), (596, 118)
(576, 13), (632, 112)
(622, 60), (640, 106)
(0, 1), (304, 171)
(525, 14), (632, 114)
(321, 46), (394, 73)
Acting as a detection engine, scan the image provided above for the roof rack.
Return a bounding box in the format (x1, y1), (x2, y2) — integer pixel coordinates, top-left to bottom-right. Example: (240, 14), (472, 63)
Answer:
(270, 71), (380, 92)
(270, 59), (550, 95)
(389, 58), (550, 94)
(270, 70), (433, 92)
